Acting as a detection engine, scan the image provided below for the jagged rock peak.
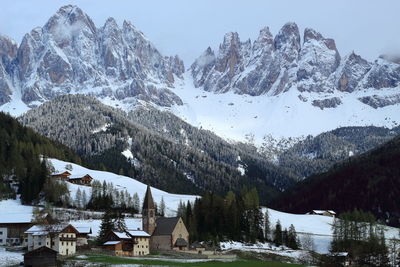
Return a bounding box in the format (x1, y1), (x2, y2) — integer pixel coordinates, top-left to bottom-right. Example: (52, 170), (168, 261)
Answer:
(0, 34), (18, 59)
(44, 5), (96, 36)
(274, 22), (300, 50)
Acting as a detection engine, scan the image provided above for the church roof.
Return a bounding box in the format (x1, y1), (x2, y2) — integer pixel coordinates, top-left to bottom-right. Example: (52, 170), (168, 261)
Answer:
(153, 217), (180, 236)
(142, 185), (155, 211)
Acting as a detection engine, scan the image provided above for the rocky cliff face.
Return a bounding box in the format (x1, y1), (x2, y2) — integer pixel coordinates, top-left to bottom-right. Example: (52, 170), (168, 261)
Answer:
(191, 22), (400, 99)
(3, 5), (185, 107)
(0, 35), (18, 105)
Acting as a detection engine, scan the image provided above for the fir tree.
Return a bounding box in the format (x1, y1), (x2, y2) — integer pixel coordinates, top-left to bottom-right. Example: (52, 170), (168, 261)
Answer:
(273, 220), (283, 246)
(97, 209), (115, 245)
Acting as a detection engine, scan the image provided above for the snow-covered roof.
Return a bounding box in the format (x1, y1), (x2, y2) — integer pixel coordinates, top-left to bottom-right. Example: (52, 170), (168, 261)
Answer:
(25, 224), (72, 234)
(312, 210), (336, 215)
(0, 199), (34, 223)
(74, 226), (92, 234)
(104, 241), (121, 245)
(113, 231), (131, 239)
(128, 230), (150, 237)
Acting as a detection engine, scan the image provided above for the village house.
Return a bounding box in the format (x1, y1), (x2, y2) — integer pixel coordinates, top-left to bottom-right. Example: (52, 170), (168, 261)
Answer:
(103, 230), (151, 256)
(73, 226), (92, 246)
(51, 171), (71, 181)
(25, 224), (79, 256)
(307, 210), (336, 218)
(68, 174), (93, 186)
(142, 185), (190, 251)
(0, 214), (33, 245)
(129, 230), (151, 256)
(24, 246), (58, 267)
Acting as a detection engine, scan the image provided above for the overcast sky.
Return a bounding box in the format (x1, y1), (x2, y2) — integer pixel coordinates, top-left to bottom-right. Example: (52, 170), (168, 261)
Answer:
(1, 0), (400, 65)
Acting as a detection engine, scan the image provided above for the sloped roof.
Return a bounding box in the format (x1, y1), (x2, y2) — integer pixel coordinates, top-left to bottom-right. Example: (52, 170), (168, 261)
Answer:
(312, 210), (336, 215)
(142, 185), (154, 211)
(113, 231), (131, 239)
(128, 230), (150, 237)
(174, 238), (188, 247)
(24, 246), (58, 256)
(74, 226), (92, 234)
(25, 224), (78, 235)
(104, 241), (121, 245)
(153, 217), (180, 236)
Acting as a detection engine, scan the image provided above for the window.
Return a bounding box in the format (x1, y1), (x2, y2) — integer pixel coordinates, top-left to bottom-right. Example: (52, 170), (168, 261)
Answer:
(38, 242), (41, 246)
(62, 242), (64, 246)
(0, 239), (2, 243)
(0, 231), (3, 235)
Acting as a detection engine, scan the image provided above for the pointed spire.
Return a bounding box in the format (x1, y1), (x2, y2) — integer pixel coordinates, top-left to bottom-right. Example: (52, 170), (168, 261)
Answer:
(142, 185), (155, 211)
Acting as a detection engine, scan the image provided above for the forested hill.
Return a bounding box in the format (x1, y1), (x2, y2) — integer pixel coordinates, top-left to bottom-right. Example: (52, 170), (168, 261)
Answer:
(273, 134), (400, 226)
(0, 112), (81, 203)
(20, 94), (298, 201)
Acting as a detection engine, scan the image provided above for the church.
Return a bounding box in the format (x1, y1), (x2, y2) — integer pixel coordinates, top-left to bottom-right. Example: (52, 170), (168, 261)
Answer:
(142, 185), (190, 251)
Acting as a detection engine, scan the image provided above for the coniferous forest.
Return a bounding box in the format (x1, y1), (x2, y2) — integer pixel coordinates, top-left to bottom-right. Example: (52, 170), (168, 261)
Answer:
(274, 134), (400, 226)
(0, 112), (81, 203)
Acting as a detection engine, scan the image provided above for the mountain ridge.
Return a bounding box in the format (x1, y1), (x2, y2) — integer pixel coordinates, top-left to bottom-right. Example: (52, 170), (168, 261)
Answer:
(0, 4), (400, 145)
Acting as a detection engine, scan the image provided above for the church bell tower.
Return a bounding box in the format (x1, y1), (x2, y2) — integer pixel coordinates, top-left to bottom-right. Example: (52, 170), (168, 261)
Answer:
(142, 185), (156, 235)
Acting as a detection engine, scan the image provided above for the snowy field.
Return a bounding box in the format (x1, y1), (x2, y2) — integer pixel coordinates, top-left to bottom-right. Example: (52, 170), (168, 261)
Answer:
(264, 207), (400, 254)
(50, 158), (199, 216)
(0, 247), (23, 267)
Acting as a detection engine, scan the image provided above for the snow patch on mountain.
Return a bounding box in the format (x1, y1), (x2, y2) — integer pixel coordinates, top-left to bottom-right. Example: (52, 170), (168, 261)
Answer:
(166, 73), (400, 145)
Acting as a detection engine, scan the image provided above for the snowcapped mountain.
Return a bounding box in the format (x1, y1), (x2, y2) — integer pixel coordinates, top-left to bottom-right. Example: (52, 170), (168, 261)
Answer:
(1, 5), (400, 145)
(1, 5), (184, 110)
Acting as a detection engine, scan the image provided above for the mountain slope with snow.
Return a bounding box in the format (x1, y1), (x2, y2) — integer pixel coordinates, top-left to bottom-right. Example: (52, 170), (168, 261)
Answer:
(50, 158), (198, 215)
(0, 5), (400, 145)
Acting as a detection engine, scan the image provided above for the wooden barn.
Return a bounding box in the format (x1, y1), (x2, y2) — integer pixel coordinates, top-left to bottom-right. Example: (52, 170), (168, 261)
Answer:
(51, 171), (71, 181)
(103, 231), (134, 257)
(68, 174), (93, 186)
(24, 246), (58, 267)
(307, 210), (336, 218)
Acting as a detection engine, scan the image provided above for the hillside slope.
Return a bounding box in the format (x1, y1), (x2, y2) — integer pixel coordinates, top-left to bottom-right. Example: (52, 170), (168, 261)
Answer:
(20, 94), (297, 201)
(273, 135), (400, 226)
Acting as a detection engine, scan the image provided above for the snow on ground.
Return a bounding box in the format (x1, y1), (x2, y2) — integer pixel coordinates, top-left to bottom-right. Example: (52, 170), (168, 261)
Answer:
(264, 207), (400, 254)
(220, 241), (306, 260)
(50, 158), (198, 216)
(168, 73), (400, 145)
(0, 247), (23, 267)
(0, 199), (34, 223)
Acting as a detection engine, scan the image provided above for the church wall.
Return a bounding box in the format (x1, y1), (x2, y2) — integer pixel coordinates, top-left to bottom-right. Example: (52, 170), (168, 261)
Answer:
(171, 218), (189, 249)
(150, 235), (171, 250)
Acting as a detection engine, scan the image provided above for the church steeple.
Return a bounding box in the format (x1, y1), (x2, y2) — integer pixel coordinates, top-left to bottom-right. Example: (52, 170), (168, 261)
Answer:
(142, 185), (156, 235)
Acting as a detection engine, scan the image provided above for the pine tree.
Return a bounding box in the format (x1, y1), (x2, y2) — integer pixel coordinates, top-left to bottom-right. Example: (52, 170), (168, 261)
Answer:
(273, 220), (283, 246)
(288, 224), (298, 249)
(264, 209), (271, 241)
(160, 197), (166, 217)
(75, 188), (82, 208)
(97, 209), (115, 245)
(82, 190), (87, 208)
(114, 211), (127, 232)
(133, 192), (140, 213)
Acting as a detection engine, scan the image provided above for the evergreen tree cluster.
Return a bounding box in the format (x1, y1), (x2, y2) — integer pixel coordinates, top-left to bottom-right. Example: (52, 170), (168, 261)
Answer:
(178, 187), (264, 243)
(272, 221), (298, 249)
(0, 112), (81, 203)
(331, 210), (389, 266)
(86, 180), (140, 213)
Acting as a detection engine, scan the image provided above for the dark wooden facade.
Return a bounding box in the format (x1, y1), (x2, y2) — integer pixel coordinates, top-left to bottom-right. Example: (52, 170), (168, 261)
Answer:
(24, 246), (57, 267)
(68, 174), (93, 186)
(0, 222), (33, 244)
(51, 171), (71, 181)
